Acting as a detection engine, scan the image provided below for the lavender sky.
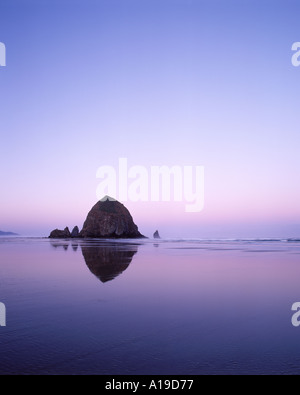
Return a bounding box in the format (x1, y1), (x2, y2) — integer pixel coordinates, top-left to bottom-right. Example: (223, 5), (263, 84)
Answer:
(1, 0), (300, 238)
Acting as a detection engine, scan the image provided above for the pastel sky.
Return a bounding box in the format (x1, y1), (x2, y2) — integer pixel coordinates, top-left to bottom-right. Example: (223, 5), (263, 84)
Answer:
(1, 0), (300, 238)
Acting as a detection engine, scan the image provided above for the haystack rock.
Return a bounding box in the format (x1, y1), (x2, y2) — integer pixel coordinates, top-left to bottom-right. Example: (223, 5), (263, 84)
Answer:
(80, 196), (146, 239)
(153, 230), (161, 239)
(49, 227), (71, 239)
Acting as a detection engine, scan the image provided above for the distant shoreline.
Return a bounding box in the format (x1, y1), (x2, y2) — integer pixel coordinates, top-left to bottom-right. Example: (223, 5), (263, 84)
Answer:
(1, 236), (300, 243)
(0, 231), (19, 236)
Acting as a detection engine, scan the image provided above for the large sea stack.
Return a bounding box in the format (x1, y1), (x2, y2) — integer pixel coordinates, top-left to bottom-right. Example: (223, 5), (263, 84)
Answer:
(79, 196), (146, 239)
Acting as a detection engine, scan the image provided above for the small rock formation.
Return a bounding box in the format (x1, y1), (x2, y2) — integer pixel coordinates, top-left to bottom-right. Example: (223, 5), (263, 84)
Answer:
(80, 196), (146, 239)
(49, 227), (71, 239)
(49, 226), (80, 239)
(153, 230), (161, 239)
(71, 226), (80, 238)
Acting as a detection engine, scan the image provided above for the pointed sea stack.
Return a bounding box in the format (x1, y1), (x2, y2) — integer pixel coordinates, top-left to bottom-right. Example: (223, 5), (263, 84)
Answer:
(153, 230), (161, 239)
(71, 226), (80, 238)
(80, 196), (146, 239)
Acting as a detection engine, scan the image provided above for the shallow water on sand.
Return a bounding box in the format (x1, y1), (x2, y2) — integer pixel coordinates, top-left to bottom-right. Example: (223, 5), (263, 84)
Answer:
(0, 237), (300, 375)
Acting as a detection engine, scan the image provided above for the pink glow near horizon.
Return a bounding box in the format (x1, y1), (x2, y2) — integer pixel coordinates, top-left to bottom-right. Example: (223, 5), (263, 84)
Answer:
(1, 1), (300, 237)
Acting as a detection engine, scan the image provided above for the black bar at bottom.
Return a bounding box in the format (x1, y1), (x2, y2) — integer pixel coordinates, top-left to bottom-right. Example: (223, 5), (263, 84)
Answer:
(97, 376), (197, 391)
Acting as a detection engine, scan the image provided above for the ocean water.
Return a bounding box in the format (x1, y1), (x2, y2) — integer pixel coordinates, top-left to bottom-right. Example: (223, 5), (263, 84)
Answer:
(0, 237), (300, 375)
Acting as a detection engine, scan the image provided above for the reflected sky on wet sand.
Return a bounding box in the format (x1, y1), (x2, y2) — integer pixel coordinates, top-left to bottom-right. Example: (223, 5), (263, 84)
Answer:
(0, 237), (300, 375)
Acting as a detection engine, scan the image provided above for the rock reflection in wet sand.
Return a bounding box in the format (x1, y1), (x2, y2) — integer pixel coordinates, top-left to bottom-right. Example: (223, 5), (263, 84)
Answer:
(81, 243), (138, 283)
